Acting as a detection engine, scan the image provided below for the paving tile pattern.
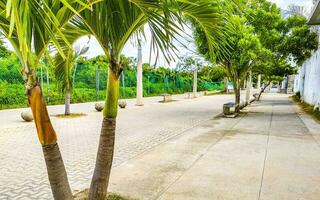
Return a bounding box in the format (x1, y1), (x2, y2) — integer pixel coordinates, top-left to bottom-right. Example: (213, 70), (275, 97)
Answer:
(0, 94), (238, 199)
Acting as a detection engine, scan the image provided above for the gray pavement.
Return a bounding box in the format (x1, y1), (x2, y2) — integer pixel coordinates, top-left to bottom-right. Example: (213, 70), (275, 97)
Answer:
(107, 93), (320, 200)
(1, 92), (319, 200)
(0, 93), (239, 199)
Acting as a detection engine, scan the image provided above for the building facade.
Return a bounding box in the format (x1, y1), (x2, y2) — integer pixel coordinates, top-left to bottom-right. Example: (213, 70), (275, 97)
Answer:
(292, 1), (320, 109)
(294, 49), (320, 109)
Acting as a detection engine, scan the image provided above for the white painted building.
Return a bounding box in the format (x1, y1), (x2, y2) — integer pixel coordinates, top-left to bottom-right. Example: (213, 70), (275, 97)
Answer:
(292, 0), (320, 109)
(294, 49), (320, 108)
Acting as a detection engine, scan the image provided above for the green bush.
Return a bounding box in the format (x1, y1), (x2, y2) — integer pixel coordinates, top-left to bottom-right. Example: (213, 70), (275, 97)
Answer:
(0, 54), (226, 110)
(292, 95), (320, 122)
(0, 82), (27, 109)
(199, 80), (224, 91)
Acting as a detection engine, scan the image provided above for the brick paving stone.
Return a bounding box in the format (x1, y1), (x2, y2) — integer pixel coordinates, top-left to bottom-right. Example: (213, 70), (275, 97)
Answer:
(0, 94), (245, 199)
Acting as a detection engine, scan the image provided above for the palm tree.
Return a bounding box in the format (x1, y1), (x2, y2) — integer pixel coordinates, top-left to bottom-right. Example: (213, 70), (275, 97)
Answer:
(136, 40), (144, 106)
(0, 1), (94, 199)
(64, 0), (230, 199)
(54, 44), (89, 115)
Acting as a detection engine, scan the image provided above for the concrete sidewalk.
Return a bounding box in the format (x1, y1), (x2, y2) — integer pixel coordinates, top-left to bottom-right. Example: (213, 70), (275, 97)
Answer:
(108, 93), (320, 200)
(0, 92), (245, 199)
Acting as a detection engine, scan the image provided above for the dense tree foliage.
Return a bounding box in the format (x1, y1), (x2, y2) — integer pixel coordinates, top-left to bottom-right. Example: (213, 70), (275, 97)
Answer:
(280, 15), (319, 66)
(0, 40), (10, 58)
(193, 0), (318, 109)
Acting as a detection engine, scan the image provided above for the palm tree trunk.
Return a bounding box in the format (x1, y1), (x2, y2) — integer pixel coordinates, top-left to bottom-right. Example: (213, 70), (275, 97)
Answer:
(224, 77), (228, 93)
(43, 143), (73, 200)
(235, 89), (241, 113)
(28, 85), (73, 200)
(193, 69), (198, 98)
(65, 87), (71, 115)
(46, 65), (51, 103)
(233, 78), (241, 113)
(89, 68), (119, 200)
(136, 41), (144, 106)
(96, 66), (100, 101)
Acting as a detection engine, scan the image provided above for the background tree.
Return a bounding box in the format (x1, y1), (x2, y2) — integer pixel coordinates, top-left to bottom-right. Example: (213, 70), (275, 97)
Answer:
(223, 16), (264, 112)
(0, 39), (10, 58)
(254, 57), (296, 100)
(194, 14), (264, 112)
(54, 44), (89, 115)
(279, 15), (318, 66)
(246, 1), (318, 100)
(246, 1), (318, 72)
(195, 0), (319, 106)
(198, 66), (227, 82)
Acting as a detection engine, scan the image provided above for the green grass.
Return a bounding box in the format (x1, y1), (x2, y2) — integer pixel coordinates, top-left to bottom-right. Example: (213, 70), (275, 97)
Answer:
(0, 104), (27, 110)
(54, 113), (87, 118)
(292, 95), (320, 122)
(74, 190), (133, 200)
(106, 194), (130, 200)
(205, 91), (230, 96)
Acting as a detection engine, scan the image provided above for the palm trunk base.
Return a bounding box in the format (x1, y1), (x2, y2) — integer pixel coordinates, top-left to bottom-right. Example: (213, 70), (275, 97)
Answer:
(89, 118), (116, 200)
(42, 143), (73, 200)
(235, 90), (241, 113)
(65, 89), (71, 115)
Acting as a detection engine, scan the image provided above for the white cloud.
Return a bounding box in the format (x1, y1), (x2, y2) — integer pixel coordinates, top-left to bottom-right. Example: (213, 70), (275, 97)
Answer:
(270, 0), (313, 10)
(78, 24), (195, 68)
(82, 0), (316, 67)
(7, 0), (314, 69)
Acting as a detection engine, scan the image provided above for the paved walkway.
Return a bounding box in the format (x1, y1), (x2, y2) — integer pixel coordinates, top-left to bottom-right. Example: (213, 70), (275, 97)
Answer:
(108, 93), (320, 200)
(1, 92), (319, 199)
(0, 93), (241, 199)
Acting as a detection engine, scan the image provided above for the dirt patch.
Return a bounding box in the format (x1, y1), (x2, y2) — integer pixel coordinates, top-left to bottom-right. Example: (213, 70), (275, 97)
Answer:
(74, 189), (134, 200)
(54, 113), (87, 118)
(291, 96), (320, 122)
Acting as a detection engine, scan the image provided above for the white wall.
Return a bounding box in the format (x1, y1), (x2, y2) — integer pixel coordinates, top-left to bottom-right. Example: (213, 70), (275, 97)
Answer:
(294, 49), (320, 108)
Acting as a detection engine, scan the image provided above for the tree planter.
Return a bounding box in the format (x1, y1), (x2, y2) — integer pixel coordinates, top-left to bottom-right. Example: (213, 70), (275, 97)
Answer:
(95, 103), (105, 112)
(118, 100), (127, 109)
(21, 110), (34, 122)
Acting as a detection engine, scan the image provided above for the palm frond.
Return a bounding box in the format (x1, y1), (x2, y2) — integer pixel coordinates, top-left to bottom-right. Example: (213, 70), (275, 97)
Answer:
(0, 0), (95, 75)
(63, 0), (232, 73)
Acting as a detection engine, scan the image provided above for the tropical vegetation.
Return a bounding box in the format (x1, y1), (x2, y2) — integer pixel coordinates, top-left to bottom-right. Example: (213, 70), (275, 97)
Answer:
(0, 51), (224, 110)
(193, 0), (318, 112)
(0, 0), (235, 199)
(0, 0), (318, 199)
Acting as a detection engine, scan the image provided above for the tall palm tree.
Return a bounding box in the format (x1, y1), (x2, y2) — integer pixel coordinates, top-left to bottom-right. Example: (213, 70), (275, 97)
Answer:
(65, 0), (230, 199)
(54, 44), (89, 115)
(0, 1), (94, 199)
